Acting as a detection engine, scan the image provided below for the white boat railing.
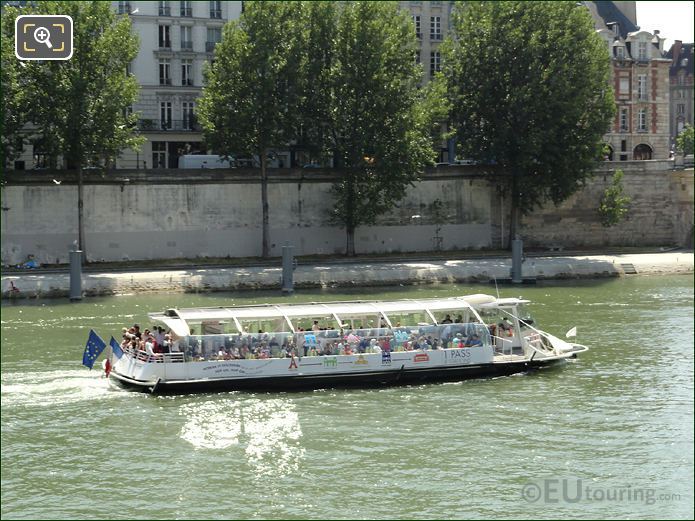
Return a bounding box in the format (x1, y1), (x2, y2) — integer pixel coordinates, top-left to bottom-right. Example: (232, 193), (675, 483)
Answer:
(123, 346), (185, 364)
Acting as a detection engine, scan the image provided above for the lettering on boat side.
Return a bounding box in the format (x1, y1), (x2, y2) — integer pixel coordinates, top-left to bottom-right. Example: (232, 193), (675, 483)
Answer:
(381, 351), (392, 365)
(354, 355), (368, 365)
(323, 357), (338, 368)
(201, 361), (273, 376)
(413, 353), (430, 363)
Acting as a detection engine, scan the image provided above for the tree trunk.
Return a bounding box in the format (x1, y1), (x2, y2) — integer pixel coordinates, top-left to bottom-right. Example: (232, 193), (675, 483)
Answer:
(346, 226), (355, 256)
(345, 174), (356, 256)
(260, 150), (270, 258)
(508, 174), (521, 250)
(77, 165), (86, 263)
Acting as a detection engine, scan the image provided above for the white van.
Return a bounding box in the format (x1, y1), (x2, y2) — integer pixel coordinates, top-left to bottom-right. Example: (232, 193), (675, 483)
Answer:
(178, 155), (233, 169)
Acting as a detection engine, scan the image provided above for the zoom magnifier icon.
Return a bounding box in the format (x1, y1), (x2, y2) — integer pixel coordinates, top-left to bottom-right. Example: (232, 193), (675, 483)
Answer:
(34, 26), (53, 49)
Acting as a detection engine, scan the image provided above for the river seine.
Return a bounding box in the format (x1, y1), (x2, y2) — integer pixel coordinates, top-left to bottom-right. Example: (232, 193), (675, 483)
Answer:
(1, 275), (693, 519)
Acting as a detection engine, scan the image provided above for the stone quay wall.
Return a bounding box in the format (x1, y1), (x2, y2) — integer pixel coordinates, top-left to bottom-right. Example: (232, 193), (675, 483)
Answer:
(1, 161), (691, 265)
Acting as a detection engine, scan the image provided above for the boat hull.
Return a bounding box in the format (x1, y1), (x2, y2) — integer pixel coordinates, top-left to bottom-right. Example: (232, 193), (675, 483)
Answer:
(109, 357), (566, 395)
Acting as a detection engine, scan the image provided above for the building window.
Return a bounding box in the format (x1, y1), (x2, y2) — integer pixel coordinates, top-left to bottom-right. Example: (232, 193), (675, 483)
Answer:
(430, 51), (440, 78)
(181, 59), (193, 86)
(637, 74), (647, 100)
(616, 46), (624, 59)
(413, 15), (421, 38)
(117, 1), (130, 15)
(159, 59), (171, 85)
(678, 71), (685, 85)
(618, 77), (629, 96)
(620, 139), (627, 152)
(637, 108), (647, 131)
(206, 27), (221, 52)
(210, 0), (221, 19)
(158, 25), (171, 48)
(619, 108), (628, 131)
(677, 104), (685, 115)
(430, 16), (441, 40)
(638, 41), (647, 60)
(182, 101), (195, 130)
(180, 0), (192, 17)
(160, 102), (172, 129)
(158, 1), (170, 16)
(152, 142), (167, 169)
(180, 25), (192, 50)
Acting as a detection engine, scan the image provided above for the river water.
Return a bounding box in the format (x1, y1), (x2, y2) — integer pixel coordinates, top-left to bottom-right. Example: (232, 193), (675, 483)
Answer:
(1, 275), (693, 519)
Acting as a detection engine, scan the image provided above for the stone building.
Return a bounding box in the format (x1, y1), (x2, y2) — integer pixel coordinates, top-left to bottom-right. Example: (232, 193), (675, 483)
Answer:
(112, 0), (242, 170)
(666, 41), (694, 143)
(587, 1), (672, 161)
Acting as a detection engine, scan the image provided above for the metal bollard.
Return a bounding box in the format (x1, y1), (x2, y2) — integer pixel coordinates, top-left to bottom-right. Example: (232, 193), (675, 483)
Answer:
(511, 238), (523, 284)
(281, 245), (294, 294)
(69, 250), (83, 301)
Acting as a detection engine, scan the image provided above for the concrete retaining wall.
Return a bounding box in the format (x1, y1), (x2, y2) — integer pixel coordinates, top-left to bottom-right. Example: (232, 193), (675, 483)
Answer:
(1, 162), (692, 265)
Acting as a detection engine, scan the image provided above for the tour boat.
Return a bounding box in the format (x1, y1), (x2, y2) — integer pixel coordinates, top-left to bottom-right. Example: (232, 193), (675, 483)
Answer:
(107, 294), (588, 394)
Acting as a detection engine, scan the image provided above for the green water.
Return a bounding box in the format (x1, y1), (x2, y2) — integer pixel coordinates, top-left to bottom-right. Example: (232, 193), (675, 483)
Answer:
(1, 276), (693, 519)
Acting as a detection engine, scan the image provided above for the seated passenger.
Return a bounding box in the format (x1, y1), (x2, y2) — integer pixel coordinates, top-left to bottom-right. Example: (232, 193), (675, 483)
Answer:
(451, 334), (463, 348)
(441, 314), (453, 324)
(467, 334), (483, 347)
(455, 314), (463, 324)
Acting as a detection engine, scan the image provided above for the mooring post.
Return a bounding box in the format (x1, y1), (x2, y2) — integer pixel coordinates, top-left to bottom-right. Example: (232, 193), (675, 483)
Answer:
(281, 244), (294, 294)
(511, 237), (523, 284)
(69, 249), (83, 301)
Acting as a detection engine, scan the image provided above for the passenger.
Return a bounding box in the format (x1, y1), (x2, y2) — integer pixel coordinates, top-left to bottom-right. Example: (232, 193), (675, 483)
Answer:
(467, 334), (483, 347)
(451, 333), (463, 348)
(441, 314), (453, 324)
(133, 324), (142, 339)
(312, 320), (321, 332)
(498, 317), (514, 336)
(455, 314), (463, 324)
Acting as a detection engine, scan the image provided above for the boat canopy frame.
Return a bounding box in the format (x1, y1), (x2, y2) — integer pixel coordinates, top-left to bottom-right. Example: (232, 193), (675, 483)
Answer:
(148, 294), (504, 336)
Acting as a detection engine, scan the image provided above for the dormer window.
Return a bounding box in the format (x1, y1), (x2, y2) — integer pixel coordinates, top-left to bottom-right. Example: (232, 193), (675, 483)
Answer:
(681, 58), (689, 67)
(638, 41), (648, 60)
(616, 46), (625, 59)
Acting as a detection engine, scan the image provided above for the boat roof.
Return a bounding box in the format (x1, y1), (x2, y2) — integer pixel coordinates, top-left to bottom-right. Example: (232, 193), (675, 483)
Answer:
(148, 294), (530, 336)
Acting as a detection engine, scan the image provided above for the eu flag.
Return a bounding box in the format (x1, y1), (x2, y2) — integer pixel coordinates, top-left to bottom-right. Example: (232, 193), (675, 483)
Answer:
(82, 330), (106, 369)
(110, 336), (124, 360)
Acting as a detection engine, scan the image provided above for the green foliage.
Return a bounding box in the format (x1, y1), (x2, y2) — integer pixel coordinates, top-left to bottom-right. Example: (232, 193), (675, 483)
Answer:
(16, 1), (143, 168)
(442, 1), (615, 239)
(598, 170), (631, 227)
(1, 6), (28, 165)
(675, 124), (694, 155)
(317, 2), (439, 254)
(197, 1), (306, 257)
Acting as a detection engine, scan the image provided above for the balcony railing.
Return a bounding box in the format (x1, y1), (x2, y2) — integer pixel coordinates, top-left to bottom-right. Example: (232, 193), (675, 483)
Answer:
(138, 119), (201, 132)
(181, 78), (194, 86)
(205, 41), (217, 52)
(210, 9), (222, 18)
(159, 78), (172, 85)
(159, 40), (171, 49)
(159, 6), (171, 16)
(181, 40), (193, 50)
(180, 7), (192, 17)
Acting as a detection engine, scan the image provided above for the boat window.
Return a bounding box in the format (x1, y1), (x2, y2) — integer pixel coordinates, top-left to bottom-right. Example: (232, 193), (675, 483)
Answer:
(238, 317), (290, 335)
(433, 309), (476, 324)
(516, 305), (536, 328)
(385, 311), (432, 328)
(291, 315), (339, 332)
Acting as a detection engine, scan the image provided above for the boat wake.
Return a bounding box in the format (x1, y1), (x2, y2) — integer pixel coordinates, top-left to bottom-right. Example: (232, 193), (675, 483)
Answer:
(1, 369), (115, 408)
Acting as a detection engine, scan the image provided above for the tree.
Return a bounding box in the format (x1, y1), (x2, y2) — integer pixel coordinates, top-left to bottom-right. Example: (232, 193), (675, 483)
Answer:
(197, 1), (306, 258)
(314, 1), (440, 255)
(442, 1), (615, 248)
(19, 1), (142, 258)
(676, 124), (694, 156)
(598, 169), (630, 227)
(1, 5), (28, 167)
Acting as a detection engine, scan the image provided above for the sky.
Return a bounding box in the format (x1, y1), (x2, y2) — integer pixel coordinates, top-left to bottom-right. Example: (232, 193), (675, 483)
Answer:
(635, 1), (694, 49)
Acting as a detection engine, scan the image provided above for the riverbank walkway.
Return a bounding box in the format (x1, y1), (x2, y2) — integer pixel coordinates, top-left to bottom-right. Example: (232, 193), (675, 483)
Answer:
(1, 249), (692, 299)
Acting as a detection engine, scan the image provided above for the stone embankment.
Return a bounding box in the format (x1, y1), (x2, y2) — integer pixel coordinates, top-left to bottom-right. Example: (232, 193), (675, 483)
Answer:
(1, 251), (692, 300)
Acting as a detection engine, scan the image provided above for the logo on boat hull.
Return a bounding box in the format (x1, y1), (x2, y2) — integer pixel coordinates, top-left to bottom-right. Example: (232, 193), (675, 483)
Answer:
(323, 357), (337, 368)
(381, 351), (391, 365)
(354, 355), (368, 365)
(413, 353), (430, 363)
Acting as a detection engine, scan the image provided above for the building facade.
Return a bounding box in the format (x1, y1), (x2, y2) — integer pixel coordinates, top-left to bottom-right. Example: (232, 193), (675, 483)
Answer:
(113, 0), (242, 170)
(587, 1), (671, 161)
(666, 41), (694, 143)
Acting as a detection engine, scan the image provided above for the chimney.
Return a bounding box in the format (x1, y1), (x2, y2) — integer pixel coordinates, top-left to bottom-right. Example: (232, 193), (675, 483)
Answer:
(653, 30), (664, 53)
(673, 40), (683, 64)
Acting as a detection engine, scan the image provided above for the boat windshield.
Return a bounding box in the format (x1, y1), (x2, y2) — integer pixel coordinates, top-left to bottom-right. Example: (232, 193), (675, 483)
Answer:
(516, 304), (536, 329)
